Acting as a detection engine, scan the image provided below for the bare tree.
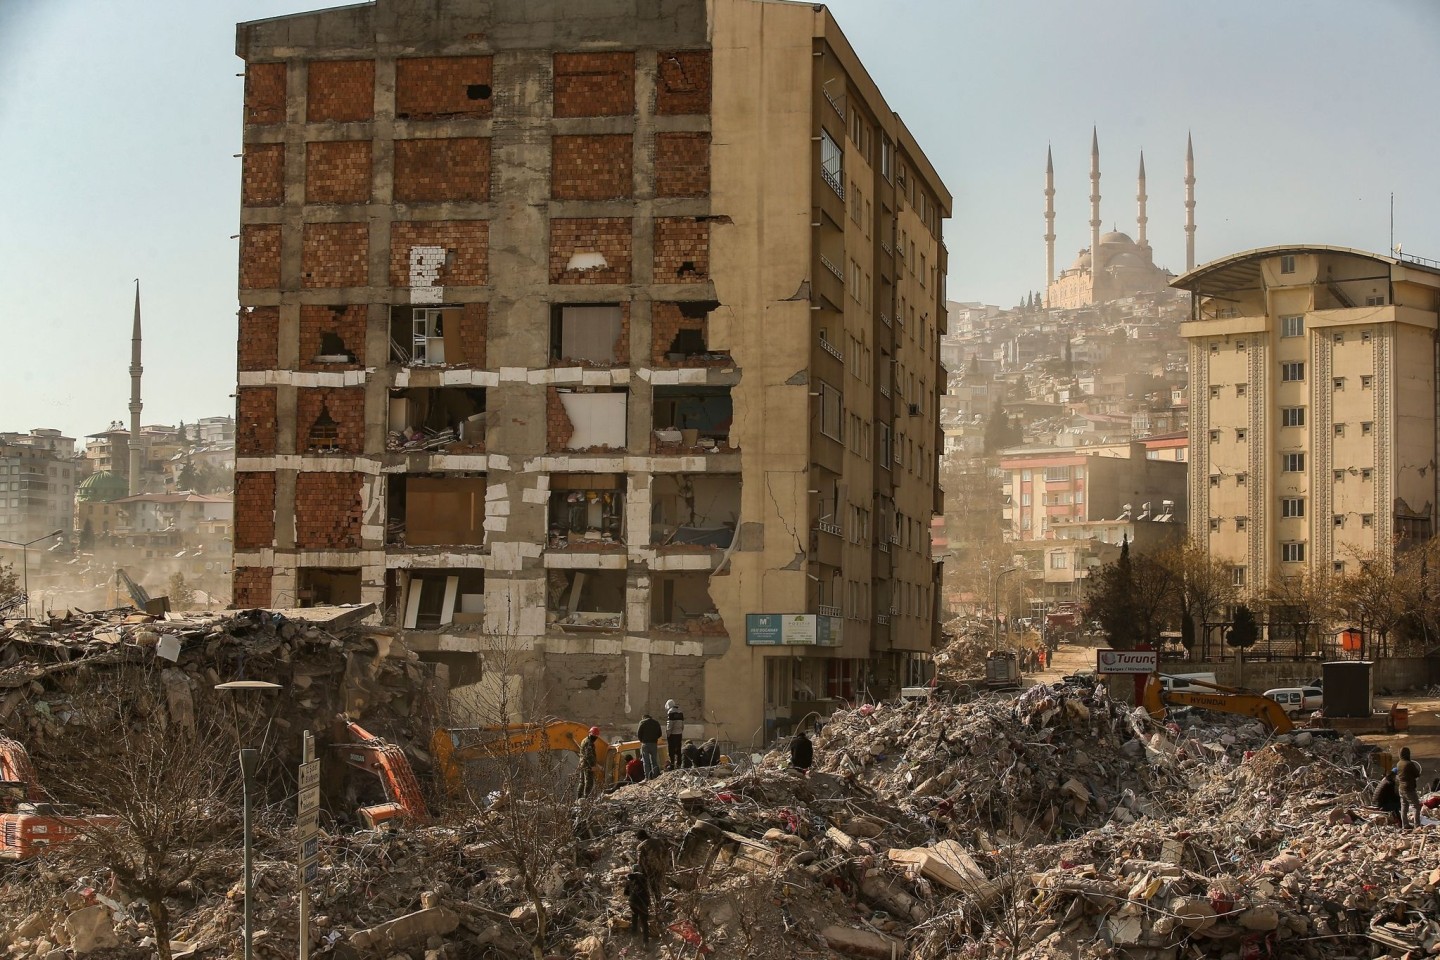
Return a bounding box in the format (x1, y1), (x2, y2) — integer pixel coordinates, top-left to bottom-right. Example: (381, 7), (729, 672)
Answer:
(1264, 569), (1334, 658)
(1336, 543), (1415, 658)
(1164, 538), (1237, 659)
(40, 665), (253, 960)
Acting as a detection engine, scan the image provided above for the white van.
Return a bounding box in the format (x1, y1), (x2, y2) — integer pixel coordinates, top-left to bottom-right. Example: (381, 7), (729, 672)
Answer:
(1263, 686), (1324, 716)
(1160, 672), (1218, 693)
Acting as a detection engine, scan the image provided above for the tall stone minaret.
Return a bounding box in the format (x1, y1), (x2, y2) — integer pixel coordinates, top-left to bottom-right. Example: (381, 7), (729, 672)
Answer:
(1184, 132), (1196, 270)
(1089, 128), (1101, 299)
(1136, 151), (1149, 251)
(128, 281), (143, 496)
(1044, 144), (1056, 302)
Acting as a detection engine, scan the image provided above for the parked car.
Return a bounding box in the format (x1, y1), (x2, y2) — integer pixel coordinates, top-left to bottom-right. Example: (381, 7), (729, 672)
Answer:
(1263, 686), (1324, 716)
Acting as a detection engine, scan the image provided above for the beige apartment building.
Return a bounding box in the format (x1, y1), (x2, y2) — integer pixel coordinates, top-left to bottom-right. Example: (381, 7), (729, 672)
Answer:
(1177, 246), (1440, 589)
(231, 0), (950, 744)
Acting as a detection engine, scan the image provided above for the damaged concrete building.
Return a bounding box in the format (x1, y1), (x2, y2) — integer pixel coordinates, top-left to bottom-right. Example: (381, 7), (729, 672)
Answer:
(232, 0), (950, 743)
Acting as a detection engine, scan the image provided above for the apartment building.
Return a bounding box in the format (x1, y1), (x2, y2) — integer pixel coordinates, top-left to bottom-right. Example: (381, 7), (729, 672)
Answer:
(232, 0), (950, 742)
(999, 441), (1187, 542)
(0, 430), (78, 545)
(1177, 245), (1440, 589)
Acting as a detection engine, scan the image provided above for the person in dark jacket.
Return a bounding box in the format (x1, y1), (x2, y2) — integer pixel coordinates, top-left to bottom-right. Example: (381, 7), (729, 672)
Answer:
(664, 700), (684, 770)
(1373, 769), (1401, 825)
(680, 739), (700, 769)
(637, 713), (663, 779)
(623, 868), (651, 944)
(1398, 747), (1424, 829)
(790, 729), (814, 774)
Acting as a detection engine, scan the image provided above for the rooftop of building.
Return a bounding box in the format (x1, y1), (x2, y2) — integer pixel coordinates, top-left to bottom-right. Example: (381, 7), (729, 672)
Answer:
(1173, 244), (1440, 296)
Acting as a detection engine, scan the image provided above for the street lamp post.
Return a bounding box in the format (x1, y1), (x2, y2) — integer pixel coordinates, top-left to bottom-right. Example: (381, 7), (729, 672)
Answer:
(215, 680), (282, 960)
(991, 564), (1021, 647)
(0, 529), (64, 620)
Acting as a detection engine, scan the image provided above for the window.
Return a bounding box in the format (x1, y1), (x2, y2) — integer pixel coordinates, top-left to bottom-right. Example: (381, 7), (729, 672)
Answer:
(1050, 553), (1067, 569)
(1334, 424), (1345, 437)
(1210, 343), (1219, 355)
(1236, 428), (1248, 442)
(1361, 422), (1373, 436)
(1281, 541), (1306, 563)
(1209, 386), (1221, 399)
(1333, 332), (1344, 344)
(1281, 315), (1305, 338)
(1209, 475), (1221, 487)
(1280, 255), (1296, 274)
(818, 381), (842, 440)
(1020, 492), (1031, 507)
(1281, 497), (1305, 518)
(1236, 340), (1247, 351)
(1236, 517), (1248, 531)
(1361, 375), (1374, 389)
(880, 136), (892, 181)
(1282, 452), (1305, 472)
(1021, 469), (1032, 481)
(1281, 362), (1305, 382)
(1334, 377), (1345, 391)
(1361, 331), (1372, 343)
(1232, 566), (1247, 587)
(1209, 518), (1220, 531)
(820, 129), (843, 198)
(1361, 467), (1373, 480)
(1362, 514), (1374, 527)
(1044, 466), (1071, 482)
(1333, 561), (1345, 575)
(550, 304), (624, 364)
(1281, 407), (1305, 427)
(877, 421), (890, 467)
(1365, 295), (1385, 306)
(1237, 472), (1248, 485)
(1334, 515), (1345, 528)
(1236, 384), (1247, 397)
(1334, 470), (1345, 482)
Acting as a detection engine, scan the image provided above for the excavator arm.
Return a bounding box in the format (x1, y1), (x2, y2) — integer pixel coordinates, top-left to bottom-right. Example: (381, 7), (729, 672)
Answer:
(1141, 674), (1294, 733)
(334, 716), (429, 828)
(431, 721), (610, 796)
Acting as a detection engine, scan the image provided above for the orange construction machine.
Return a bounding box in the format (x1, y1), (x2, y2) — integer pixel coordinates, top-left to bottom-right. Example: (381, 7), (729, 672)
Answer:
(333, 716), (429, 828)
(431, 721), (610, 796)
(0, 736), (119, 860)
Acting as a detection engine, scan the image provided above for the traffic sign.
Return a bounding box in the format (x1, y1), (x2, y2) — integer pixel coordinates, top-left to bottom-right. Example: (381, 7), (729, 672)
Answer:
(297, 759), (321, 830)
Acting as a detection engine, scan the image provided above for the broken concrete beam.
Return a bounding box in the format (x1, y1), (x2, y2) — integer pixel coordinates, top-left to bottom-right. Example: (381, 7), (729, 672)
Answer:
(819, 924), (904, 960)
(348, 907), (459, 952)
(860, 871), (929, 923)
(888, 839), (997, 904)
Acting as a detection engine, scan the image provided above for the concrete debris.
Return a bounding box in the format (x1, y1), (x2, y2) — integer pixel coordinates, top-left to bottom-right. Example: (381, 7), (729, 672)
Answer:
(0, 636), (1437, 960)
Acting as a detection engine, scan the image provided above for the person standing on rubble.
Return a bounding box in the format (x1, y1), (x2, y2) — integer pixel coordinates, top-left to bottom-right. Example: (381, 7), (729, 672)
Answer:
(623, 868), (652, 944)
(635, 829), (669, 907)
(1397, 747), (1424, 829)
(790, 728), (814, 774)
(637, 711), (663, 779)
(664, 700), (685, 770)
(578, 726), (601, 798)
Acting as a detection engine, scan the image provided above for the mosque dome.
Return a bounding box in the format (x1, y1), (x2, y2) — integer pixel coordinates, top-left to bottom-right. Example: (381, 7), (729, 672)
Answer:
(77, 470), (127, 503)
(1100, 230), (1136, 245)
(1070, 249), (1092, 270)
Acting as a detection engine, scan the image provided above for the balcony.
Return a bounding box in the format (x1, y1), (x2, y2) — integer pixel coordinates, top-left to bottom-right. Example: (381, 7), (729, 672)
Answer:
(817, 603), (842, 618)
(816, 519), (842, 537)
(874, 613), (891, 626)
(819, 336), (844, 362)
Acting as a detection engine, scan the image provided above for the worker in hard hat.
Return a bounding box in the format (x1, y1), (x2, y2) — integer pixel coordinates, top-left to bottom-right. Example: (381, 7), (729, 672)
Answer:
(579, 726), (601, 797)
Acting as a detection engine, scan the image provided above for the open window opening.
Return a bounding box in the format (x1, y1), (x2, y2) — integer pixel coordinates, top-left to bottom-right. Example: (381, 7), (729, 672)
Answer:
(386, 473), (486, 547)
(390, 305), (477, 366)
(546, 569), (624, 632)
(551, 387), (628, 451)
(654, 301), (727, 366)
(296, 567), (361, 607)
(388, 387), (487, 452)
(401, 569), (485, 629)
(306, 403), (342, 453)
(550, 304), (627, 366)
(547, 474), (626, 548)
(652, 385), (734, 453)
(651, 573), (723, 635)
(650, 474), (739, 548)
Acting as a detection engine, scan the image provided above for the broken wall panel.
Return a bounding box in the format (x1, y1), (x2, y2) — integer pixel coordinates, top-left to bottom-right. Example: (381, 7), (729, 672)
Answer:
(655, 50), (712, 115)
(654, 218), (709, 282)
(296, 566), (362, 606)
(399, 475), (486, 546)
(388, 387), (486, 453)
(232, 566), (273, 608)
(650, 301), (728, 366)
(300, 304), (366, 369)
(555, 390), (627, 451)
(395, 55), (494, 120)
(548, 474), (625, 547)
(389, 222), (489, 287)
(650, 474), (740, 544)
(549, 218), (632, 285)
(651, 573), (723, 633)
(402, 568), (485, 628)
(652, 385), (733, 453)
(390, 304), (487, 367)
(297, 387), (366, 454)
(547, 569), (625, 631)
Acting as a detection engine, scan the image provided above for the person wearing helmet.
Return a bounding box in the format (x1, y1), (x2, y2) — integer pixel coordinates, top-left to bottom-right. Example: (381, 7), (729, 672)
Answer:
(579, 726), (601, 797)
(664, 700), (685, 770)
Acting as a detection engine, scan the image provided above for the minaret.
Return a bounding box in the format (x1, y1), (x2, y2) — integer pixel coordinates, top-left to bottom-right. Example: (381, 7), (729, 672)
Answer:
(1089, 128), (1101, 298)
(1136, 151), (1149, 251)
(1044, 145), (1056, 302)
(1184, 132), (1196, 270)
(128, 281), (143, 496)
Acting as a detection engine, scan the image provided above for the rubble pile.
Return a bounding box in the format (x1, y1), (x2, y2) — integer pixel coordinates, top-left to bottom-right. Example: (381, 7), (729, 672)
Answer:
(1, 625), (1439, 960)
(935, 618), (996, 677)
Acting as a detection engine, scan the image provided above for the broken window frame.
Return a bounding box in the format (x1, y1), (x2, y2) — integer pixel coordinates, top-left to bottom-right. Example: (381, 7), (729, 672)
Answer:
(550, 303), (626, 366)
(547, 568), (625, 632)
(401, 569), (485, 629)
(652, 385), (734, 453)
(387, 386), (487, 452)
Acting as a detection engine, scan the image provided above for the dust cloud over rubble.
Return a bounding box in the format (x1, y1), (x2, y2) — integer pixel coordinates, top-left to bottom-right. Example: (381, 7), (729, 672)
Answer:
(0, 613), (1435, 960)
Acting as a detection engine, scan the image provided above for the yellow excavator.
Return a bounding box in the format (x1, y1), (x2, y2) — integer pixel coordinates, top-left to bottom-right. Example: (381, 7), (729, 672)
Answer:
(431, 721), (649, 795)
(1140, 673), (1294, 733)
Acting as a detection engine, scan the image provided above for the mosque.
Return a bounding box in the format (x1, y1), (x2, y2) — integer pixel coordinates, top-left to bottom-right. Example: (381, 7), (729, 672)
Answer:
(1044, 131), (1195, 310)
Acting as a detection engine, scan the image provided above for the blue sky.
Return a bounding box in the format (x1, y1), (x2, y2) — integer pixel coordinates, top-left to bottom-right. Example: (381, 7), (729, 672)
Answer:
(1, 0), (1437, 440)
